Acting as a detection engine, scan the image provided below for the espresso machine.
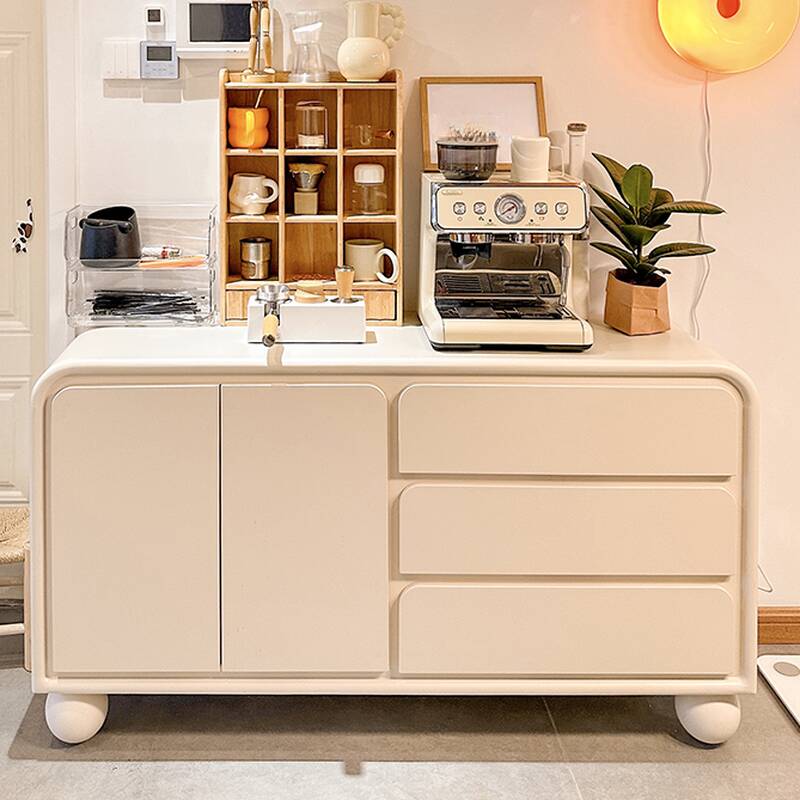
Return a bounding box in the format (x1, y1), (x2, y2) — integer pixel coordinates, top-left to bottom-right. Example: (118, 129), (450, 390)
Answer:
(418, 173), (593, 350)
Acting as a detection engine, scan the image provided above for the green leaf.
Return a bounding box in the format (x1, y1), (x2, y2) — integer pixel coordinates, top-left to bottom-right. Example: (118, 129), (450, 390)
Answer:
(620, 224), (669, 248)
(590, 241), (637, 269)
(651, 200), (725, 216)
(589, 184), (637, 224)
(591, 207), (634, 248)
(621, 165), (654, 215)
(645, 242), (716, 264)
(592, 153), (628, 196)
(644, 188), (675, 226)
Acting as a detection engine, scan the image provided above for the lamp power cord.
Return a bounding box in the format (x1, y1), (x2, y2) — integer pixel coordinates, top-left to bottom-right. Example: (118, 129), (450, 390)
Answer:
(689, 71), (714, 340)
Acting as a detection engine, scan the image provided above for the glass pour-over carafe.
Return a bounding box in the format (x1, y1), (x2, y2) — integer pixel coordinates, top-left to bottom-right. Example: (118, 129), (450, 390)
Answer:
(287, 11), (329, 83)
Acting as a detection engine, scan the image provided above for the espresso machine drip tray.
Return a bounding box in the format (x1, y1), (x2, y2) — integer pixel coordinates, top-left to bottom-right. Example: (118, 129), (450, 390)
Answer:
(436, 298), (572, 321)
(436, 269), (560, 298)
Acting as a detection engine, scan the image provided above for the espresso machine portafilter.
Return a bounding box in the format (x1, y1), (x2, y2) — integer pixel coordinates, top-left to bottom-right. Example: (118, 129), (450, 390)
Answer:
(448, 233), (494, 267)
(255, 282), (290, 346)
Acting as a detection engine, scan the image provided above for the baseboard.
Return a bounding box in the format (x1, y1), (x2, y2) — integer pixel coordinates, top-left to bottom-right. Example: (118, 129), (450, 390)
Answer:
(759, 606), (800, 644)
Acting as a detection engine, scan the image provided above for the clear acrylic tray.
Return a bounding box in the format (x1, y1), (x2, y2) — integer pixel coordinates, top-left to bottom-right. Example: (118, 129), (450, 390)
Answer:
(65, 204), (218, 328)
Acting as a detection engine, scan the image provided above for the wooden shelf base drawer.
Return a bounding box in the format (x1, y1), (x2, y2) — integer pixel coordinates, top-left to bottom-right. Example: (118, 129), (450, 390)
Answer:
(399, 483), (738, 577)
(226, 289), (255, 320)
(363, 290), (396, 321)
(397, 584), (736, 677)
(397, 382), (742, 477)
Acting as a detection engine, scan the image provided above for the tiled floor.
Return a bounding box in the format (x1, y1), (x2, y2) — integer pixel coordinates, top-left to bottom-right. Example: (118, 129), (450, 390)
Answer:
(2, 647), (800, 799)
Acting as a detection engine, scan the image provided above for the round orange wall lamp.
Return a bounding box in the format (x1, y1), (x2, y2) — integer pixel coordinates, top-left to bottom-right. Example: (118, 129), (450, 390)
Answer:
(657, 0), (800, 73)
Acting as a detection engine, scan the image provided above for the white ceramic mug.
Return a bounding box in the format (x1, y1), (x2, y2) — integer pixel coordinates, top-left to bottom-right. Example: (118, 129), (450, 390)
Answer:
(345, 238), (399, 283)
(229, 173), (280, 215)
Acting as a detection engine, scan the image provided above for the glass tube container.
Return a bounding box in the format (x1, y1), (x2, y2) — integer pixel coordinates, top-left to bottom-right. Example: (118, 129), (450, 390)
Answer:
(351, 163), (388, 215)
(296, 101), (328, 148)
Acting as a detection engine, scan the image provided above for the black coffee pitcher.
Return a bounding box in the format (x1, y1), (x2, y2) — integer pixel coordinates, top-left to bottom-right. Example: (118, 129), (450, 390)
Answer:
(79, 206), (142, 267)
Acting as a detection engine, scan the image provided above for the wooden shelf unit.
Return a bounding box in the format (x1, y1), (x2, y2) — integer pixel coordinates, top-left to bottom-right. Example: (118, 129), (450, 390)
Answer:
(219, 69), (404, 325)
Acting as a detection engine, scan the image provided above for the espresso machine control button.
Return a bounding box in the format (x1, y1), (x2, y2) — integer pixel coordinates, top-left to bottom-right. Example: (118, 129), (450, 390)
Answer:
(453, 201), (467, 216)
(494, 194), (526, 225)
(555, 202), (570, 216)
(473, 202), (487, 215)
(534, 202), (549, 216)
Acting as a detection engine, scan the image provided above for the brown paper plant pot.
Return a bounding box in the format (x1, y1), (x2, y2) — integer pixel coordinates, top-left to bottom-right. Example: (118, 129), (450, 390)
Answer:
(604, 269), (671, 336)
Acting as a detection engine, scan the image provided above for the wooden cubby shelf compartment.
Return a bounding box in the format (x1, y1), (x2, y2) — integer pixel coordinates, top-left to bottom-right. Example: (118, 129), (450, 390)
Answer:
(343, 87), (398, 150)
(226, 221), (280, 283)
(343, 220), (399, 285)
(285, 154), (337, 217)
(343, 153), (397, 217)
(284, 88), (339, 150)
(283, 222), (338, 283)
(219, 69), (403, 325)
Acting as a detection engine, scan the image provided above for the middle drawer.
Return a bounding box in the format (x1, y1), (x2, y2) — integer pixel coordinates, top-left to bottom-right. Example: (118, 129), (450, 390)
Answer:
(398, 483), (738, 576)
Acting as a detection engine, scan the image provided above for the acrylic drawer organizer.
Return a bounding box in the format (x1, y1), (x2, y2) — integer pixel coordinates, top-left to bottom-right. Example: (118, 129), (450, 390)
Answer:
(65, 204), (218, 329)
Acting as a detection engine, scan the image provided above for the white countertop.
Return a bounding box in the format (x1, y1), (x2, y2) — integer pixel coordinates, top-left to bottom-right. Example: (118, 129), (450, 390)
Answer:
(39, 321), (754, 395)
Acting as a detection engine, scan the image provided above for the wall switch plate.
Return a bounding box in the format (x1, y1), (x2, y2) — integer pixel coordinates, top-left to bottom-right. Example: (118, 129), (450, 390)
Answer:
(102, 38), (141, 80)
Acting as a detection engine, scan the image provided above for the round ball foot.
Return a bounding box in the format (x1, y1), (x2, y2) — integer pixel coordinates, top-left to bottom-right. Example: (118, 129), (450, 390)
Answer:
(45, 693), (109, 744)
(674, 694), (741, 745)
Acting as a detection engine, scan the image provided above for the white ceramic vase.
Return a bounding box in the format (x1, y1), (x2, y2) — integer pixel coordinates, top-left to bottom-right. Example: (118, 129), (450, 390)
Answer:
(337, 1), (405, 82)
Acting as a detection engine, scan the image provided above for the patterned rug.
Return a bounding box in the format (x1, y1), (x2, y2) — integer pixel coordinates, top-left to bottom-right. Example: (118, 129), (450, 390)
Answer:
(0, 506), (28, 564)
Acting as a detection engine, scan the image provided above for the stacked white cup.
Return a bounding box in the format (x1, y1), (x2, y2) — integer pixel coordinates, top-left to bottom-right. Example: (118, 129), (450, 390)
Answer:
(510, 136), (551, 182)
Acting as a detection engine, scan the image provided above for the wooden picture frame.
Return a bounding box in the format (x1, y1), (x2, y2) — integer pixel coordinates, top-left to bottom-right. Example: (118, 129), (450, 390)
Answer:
(420, 76), (548, 172)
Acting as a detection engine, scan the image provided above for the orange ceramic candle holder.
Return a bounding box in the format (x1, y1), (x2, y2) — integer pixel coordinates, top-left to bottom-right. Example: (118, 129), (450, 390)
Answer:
(227, 107), (270, 149)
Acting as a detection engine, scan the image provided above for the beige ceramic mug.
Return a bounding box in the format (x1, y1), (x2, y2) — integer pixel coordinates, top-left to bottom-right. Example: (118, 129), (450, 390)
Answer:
(344, 238), (399, 283)
(229, 173), (279, 215)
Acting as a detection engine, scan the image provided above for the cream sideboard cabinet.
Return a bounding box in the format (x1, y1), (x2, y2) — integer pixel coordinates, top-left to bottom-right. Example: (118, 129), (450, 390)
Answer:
(30, 325), (758, 746)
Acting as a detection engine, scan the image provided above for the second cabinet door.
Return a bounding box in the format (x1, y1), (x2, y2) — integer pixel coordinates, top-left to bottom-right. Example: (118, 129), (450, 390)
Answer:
(222, 384), (389, 673)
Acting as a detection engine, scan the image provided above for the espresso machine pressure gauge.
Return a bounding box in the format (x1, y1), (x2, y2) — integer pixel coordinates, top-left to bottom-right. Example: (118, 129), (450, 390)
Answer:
(494, 194), (526, 225)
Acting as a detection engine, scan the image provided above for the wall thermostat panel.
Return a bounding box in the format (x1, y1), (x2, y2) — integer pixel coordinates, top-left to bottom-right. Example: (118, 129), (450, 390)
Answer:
(140, 41), (179, 79)
(146, 6), (166, 28)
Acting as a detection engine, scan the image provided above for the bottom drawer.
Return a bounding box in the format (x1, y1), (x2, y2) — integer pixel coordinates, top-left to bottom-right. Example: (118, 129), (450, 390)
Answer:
(397, 584), (735, 677)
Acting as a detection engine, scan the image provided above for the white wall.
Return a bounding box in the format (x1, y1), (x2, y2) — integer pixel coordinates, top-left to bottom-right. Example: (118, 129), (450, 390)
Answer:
(45, 0), (78, 360)
(68, 0), (800, 602)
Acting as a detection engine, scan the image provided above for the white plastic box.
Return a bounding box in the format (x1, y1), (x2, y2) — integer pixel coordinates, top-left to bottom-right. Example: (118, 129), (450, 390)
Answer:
(247, 296), (366, 344)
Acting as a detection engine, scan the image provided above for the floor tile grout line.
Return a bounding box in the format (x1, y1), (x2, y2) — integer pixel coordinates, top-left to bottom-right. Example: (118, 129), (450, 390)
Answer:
(543, 697), (586, 800)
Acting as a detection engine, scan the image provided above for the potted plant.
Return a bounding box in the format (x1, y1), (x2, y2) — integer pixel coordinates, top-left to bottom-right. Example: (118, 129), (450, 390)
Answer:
(590, 153), (724, 336)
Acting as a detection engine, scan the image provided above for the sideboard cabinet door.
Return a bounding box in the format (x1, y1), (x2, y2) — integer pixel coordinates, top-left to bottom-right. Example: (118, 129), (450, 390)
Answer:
(48, 385), (220, 674)
(221, 384), (389, 673)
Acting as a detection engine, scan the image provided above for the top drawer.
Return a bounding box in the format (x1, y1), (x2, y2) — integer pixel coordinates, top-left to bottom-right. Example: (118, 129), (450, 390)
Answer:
(398, 381), (742, 476)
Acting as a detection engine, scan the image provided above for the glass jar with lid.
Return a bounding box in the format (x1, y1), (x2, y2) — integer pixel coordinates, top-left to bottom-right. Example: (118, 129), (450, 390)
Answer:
(351, 163), (388, 215)
(295, 101), (328, 148)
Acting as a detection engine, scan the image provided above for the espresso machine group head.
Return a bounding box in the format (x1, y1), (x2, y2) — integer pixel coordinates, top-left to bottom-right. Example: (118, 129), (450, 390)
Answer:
(418, 173), (593, 351)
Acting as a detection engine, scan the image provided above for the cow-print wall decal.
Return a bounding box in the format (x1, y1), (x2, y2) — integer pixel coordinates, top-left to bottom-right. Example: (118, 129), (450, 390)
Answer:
(12, 199), (34, 254)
